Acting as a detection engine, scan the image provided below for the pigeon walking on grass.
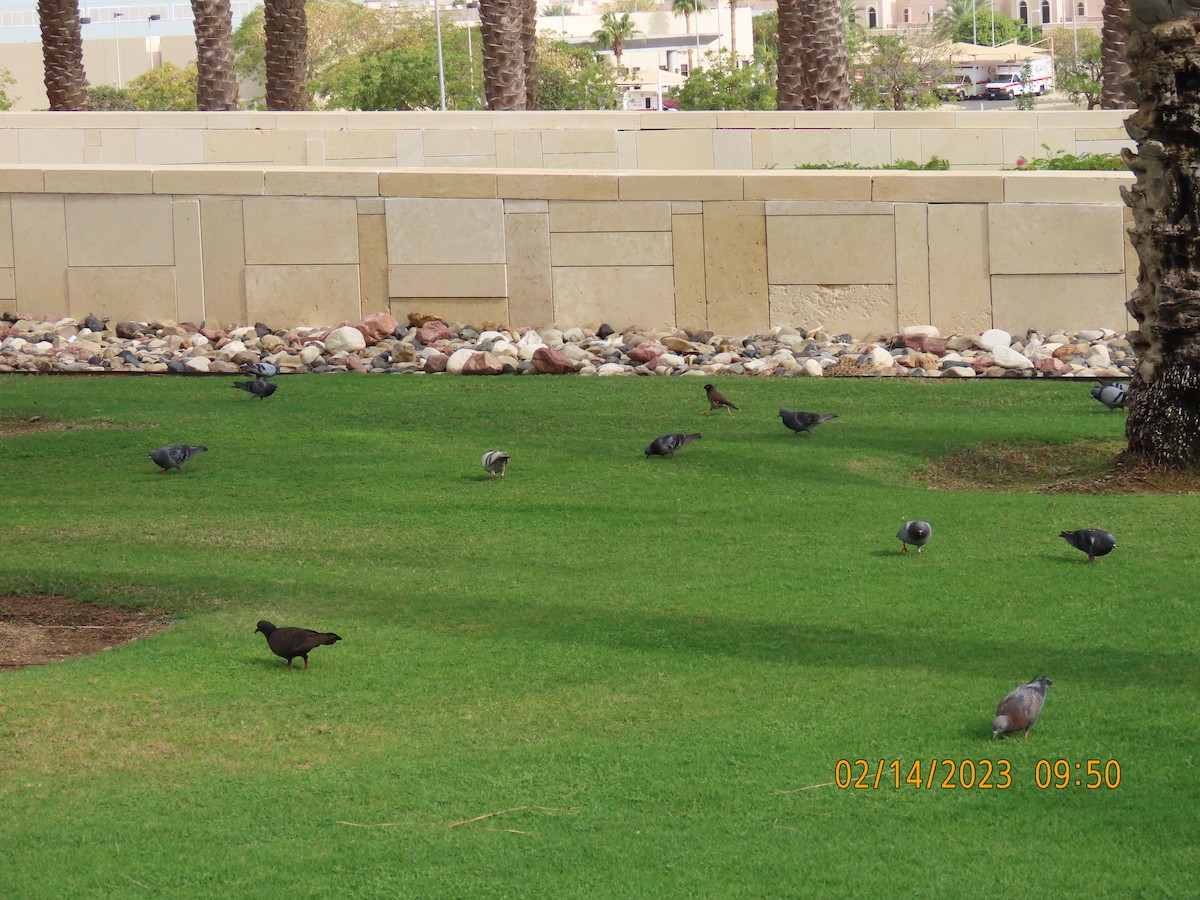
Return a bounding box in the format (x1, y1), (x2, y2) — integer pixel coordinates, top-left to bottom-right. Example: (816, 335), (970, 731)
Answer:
(1060, 529), (1116, 563)
(779, 410), (838, 436)
(645, 433), (702, 458)
(148, 445), (207, 474)
(1091, 383), (1128, 411)
(704, 384), (739, 415)
(482, 450), (510, 481)
(897, 520), (932, 556)
(232, 380), (278, 399)
(992, 677), (1052, 739)
(255, 620), (341, 670)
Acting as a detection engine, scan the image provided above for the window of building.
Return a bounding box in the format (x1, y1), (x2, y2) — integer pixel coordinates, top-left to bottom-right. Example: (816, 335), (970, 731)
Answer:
(1077, 1), (1085, 16)
(903, 7), (910, 22)
(868, 6), (877, 27)
(1041, 0), (1051, 23)
(1018, 1), (1028, 23)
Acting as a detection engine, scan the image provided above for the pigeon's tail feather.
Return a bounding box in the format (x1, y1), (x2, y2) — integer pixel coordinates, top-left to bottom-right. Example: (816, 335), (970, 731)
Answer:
(681, 433), (702, 445)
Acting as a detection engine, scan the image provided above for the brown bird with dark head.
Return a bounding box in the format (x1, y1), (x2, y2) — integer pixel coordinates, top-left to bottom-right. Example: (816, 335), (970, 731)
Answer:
(992, 676), (1052, 739)
(704, 383), (739, 415)
(255, 620), (341, 670)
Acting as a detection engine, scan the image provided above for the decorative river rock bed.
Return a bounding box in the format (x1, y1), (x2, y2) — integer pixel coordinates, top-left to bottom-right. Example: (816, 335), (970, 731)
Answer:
(0, 312), (1135, 379)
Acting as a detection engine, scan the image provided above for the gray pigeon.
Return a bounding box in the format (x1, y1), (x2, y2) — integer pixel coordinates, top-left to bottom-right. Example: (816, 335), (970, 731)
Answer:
(779, 409), (838, 436)
(897, 520), (932, 556)
(81, 314), (109, 333)
(992, 677), (1052, 739)
(232, 380), (278, 399)
(482, 450), (510, 481)
(242, 361), (279, 379)
(645, 433), (702, 458)
(149, 445), (207, 473)
(1091, 383), (1128, 410)
(1060, 528), (1116, 563)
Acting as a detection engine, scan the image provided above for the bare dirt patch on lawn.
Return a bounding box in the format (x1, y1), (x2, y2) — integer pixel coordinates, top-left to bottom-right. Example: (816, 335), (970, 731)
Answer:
(919, 440), (1200, 494)
(0, 594), (170, 671)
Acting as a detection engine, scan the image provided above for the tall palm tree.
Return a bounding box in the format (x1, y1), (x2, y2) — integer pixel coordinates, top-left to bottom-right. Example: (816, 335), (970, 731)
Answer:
(480, 0), (527, 109)
(728, 0), (740, 62)
(36, 0), (87, 110)
(521, 0), (538, 109)
(1121, 12), (1200, 467)
(190, 0), (238, 110)
(264, 0), (308, 109)
(776, 0), (851, 110)
(1099, 0), (1132, 108)
(672, 0), (702, 72)
(593, 11), (641, 70)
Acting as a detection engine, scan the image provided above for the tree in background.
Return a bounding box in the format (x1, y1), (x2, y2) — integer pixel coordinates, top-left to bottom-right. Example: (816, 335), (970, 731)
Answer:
(542, 3), (573, 15)
(1100, 0), (1132, 108)
(537, 39), (622, 109)
(480, 0), (530, 109)
(0, 69), (16, 111)
(852, 32), (950, 110)
(602, 0), (656, 10)
(593, 11), (641, 70)
(673, 0), (703, 72)
(754, 9), (777, 61)
(128, 62), (200, 110)
(190, 0), (238, 109)
(1047, 26), (1101, 108)
(777, 0), (851, 110)
(264, 0), (308, 109)
(36, 0), (87, 110)
(674, 49), (775, 109)
(728, 0), (742, 60)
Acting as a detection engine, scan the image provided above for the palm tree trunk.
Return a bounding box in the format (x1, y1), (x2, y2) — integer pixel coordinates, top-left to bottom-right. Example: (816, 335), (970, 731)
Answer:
(37, 0), (87, 111)
(777, 0), (850, 110)
(521, 0), (538, 110)
(1121, 14), (1200, 467)
(1100, 0), (1132, 109)
(728, 0), (738, 61)
(479, 0), (526, 110)
(264, 0), (308, 110)
(190, 0), (238, 110)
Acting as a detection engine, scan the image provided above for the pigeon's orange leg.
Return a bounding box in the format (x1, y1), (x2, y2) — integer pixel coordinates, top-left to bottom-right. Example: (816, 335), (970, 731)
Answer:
(303, 658), (310, 670)
(901, 544), (909, 555)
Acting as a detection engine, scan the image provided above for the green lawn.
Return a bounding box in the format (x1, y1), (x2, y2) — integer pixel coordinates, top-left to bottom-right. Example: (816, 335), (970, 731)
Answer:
(0, 374), (1195, 897)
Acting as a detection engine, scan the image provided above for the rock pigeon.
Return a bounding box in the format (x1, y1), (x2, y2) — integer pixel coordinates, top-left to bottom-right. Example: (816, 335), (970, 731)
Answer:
(242, 361), (279, 379)
(645, 433), (702, 458)
(232, 380), (278, 399)
(779, 409), (838, 436)
(482, 450), (510, 481)
(1091, 383), (1128, 410)
(1060, 528), (1116, 563)
(897, 520), (932, 556)
(82, 314), (109, 332)
(992, 677), (1052, 739)
(704, 383), (739, 415)
(255, 620), (341, 670)
(148, 445), (207, 474)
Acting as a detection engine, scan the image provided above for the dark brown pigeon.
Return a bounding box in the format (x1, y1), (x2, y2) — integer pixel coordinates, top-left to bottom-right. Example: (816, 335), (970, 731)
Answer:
(1060, 529), (1116, 563)
(992, 676), (1052, 739)
(645, 433), (702, 458)
(704, 383), (739, 415)
(779, 409), (838, 436)
(255, 620), (341, 669)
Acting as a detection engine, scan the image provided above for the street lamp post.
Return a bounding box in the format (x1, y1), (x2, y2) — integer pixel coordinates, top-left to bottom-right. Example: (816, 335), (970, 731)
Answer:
(433, 0), (447, 110)
(113, 12), (124, 88)
(147, 14), (161, 72)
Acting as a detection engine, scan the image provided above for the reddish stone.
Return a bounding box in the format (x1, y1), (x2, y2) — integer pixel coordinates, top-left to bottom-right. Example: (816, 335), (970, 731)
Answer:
(356, 312), (400, 344)
(200, 328), (226, 343)
(424, 353), (448, 373)
(462, 352), (505, 375)
(903, 335), (948, 355)
(531, 346), (575, 374)
(344, 355), (368, 372)
(1035, 357), (1070, 375)
(416, 321), (452, 344)
(971, 355), (994, 373)
(628, 340), (665, 363)
(643, 355), (668, 370)
(407, 312), (442, 326)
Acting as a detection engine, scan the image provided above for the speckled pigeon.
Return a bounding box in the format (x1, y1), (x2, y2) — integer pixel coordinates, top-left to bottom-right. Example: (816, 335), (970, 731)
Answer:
(232, 380), (278, 399)
(897, 520), (932, 556)
(992, 676), (1052, 739)
(704, 384), (739, 415)
(255, 620), (341, 670)
(779, 409), (838, 436)
(645, 433), (702, 458)
(1091, 383), (1128, 411)
(148, 445), (207, 474)
(482, 450), (510, 481)
(242, 361), (279, 379)
(1060, 528), (1116, 563)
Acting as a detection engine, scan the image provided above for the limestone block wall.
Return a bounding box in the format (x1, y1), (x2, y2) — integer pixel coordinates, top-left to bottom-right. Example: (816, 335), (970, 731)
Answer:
(0, 110), (1133, 171)
(0, 167), (1135, 335)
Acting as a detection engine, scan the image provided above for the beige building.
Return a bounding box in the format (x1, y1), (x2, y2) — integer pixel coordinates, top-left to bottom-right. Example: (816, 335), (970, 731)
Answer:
(856, 0), (1101, 30)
